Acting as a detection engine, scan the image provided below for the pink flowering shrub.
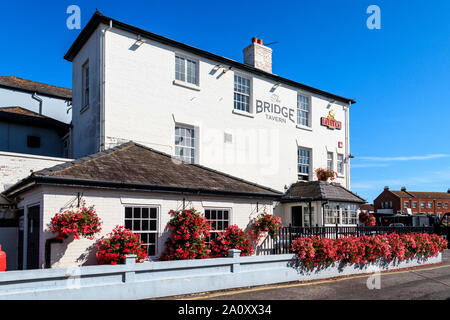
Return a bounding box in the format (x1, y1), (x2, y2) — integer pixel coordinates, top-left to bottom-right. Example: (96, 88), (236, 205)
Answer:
(210, 225), (253, 257)
(291, 236), (338, 268)
(160, 209), (211, 260)
(291, 233), (447, 268)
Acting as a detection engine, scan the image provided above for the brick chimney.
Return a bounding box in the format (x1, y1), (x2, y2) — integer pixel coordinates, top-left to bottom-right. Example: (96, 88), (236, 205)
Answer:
(243, 37), (272, 73)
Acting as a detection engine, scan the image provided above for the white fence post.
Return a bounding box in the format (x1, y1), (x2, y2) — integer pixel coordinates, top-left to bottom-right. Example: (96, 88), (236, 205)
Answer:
(124, 255), (136, 283)
(228, 249), (241, 273)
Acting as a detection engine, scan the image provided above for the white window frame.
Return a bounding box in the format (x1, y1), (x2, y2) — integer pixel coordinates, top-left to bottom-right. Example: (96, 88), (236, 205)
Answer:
(174, 124), (197, 164)
(174, 54), (199, 87)
(428, 202), (433, 209)
(421, 202), (425, 208)
(81, 60), (89, 110)
(297, 93), (311, 128)
(437, 202), (442, 209)
(445, 202), (449, 209)
(404, 201), (409, 208)
(204, 207), (232, 243)
(233, 73), (252, 114)
(337, 154), (344, 175)
(413, 201), (418, 209)
(298, 147), (312, 180)
(327, 152), (334, 171)
(123, 205), (159, 258)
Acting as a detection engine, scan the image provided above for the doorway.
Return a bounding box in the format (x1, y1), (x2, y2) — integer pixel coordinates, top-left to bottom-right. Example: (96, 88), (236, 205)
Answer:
(26, 205), (40, 269)
(291, 206), (303, 227)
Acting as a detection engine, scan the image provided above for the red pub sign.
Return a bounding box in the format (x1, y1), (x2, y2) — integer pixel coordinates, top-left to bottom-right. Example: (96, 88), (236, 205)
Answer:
(321, 110), (342, 130)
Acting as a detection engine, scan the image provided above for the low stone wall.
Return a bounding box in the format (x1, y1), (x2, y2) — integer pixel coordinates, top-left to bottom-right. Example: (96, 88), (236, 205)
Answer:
(0, 250), (442, 300)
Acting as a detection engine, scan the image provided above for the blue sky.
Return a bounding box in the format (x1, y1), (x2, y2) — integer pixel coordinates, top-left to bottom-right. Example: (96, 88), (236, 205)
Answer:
(1, 0), (449, 202)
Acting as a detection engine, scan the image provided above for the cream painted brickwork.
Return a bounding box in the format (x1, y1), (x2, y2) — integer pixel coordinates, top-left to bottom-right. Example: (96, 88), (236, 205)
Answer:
(17, 185), (273, 269)
(0, 152), (70, 191)
(71, 25), (352, 192)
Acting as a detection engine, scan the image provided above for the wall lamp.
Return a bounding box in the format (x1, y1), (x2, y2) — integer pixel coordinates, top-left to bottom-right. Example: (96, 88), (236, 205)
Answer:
(222, 66), (232, 74)
(348, 153), (355, 159)
(134, 35), (145, 47)
(272, 83), (281, 90)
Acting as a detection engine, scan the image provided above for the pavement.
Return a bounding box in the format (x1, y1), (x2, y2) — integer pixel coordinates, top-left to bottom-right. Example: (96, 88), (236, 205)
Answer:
(160, 250), (450, 300)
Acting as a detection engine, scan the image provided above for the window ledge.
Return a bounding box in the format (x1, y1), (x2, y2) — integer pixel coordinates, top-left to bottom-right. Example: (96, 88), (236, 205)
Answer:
(232, 109), (254, 118)
(80, 105), (89, 114)
(173, 79), (200, 91)
(296, 124), (312, 132)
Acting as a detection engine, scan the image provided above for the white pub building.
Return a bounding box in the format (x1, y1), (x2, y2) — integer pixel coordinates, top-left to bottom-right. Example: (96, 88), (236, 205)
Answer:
(2, 12), (365, 268)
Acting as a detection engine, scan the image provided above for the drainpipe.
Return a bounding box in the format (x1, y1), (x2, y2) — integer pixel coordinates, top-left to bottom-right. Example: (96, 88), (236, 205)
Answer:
(345, 102), (351, 189)
(100, 20), (113, 152)
(32, 92), (43, 115)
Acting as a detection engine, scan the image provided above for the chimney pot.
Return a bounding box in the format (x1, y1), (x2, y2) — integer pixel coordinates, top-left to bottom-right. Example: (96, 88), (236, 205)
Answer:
(384, 186), (389, 191)
(401, 187), (406, 192)
(447, 188), (450, 193)
(243, 37), (272, 73)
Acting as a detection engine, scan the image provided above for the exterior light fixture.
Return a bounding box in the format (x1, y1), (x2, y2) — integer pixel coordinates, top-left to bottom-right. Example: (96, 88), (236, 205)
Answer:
(222, 66), (232, 74)
(348, 153), (355, 159)
(272, 83), (281, 90)
(134, 35), (145, 47)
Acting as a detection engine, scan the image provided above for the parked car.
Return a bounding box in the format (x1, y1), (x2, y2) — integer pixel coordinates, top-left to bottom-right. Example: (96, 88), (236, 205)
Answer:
(389, 223), (405, 227)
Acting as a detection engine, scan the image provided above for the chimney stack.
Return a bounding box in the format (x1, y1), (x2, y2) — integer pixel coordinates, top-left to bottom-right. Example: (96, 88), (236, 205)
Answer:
(243, 37), (272, 73)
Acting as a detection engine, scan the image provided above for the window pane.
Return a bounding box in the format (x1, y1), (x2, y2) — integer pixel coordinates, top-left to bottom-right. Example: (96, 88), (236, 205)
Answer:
(125, 219), (132, 229)
(142, 220), (149, 231)
(150, 220), (156, 231)
(125, 207), (132, 219)
(142, 208), (149, 218)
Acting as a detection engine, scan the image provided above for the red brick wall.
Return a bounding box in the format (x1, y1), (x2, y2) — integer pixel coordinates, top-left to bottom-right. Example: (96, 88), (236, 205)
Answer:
(374, 190), (401, 212)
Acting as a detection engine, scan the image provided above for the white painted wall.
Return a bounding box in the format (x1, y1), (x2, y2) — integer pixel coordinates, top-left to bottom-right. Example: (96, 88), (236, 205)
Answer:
(71, 25), (352, 192)
(0, 152), (70, 191)
(0, 87), (71, 124)
(17, 185), (273, 268)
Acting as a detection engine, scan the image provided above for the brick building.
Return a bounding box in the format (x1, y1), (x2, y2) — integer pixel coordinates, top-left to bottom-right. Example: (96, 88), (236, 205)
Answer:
(374, 186), (450, 218)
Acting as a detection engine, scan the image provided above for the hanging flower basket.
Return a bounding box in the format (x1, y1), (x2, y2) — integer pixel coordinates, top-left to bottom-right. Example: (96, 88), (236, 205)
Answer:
(359, 211), (376, 226)
(249, 212), (283, 241)
(49, 202), (102, 240)
(315, 168), (337, 182)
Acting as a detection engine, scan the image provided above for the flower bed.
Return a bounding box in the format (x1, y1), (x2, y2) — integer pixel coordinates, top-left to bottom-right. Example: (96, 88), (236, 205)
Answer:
(291, 233), (447, 269)
(49, 202), (102, 240)
(96, 225), (148, 265)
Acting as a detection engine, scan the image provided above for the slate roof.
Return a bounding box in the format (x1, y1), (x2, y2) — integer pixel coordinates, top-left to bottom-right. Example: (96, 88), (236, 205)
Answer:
(0, 76), (72, 100)
(390, 190), (450, 199)
(0, 107), (70, 135)
(282, 181), (366, 203)
(4, 142), (282, 199)
(64, 11), (355, 105)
